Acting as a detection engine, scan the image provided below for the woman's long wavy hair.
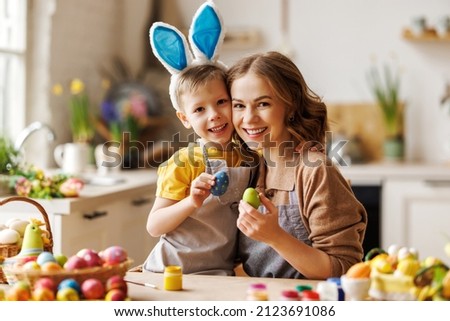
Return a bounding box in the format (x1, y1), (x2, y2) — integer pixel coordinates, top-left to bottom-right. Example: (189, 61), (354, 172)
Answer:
(227, 51), (328, 147)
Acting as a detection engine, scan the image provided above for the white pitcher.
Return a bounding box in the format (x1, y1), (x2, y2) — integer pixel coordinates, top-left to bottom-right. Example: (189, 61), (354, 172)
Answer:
(94, 143), (121, 175)
(54, 142), (90, 175)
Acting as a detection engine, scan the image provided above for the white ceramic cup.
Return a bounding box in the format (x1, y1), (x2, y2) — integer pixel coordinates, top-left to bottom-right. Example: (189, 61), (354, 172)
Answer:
(340, 275), (371, 301)
(54, 142), (90, 175)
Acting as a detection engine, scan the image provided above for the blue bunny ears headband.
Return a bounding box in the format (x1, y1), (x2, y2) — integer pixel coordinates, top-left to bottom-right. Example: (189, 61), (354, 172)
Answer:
(149, 0), (226, 111)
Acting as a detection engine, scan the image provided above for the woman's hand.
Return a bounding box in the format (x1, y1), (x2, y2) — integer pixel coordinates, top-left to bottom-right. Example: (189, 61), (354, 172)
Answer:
(189, 172), (215, 208)
(237, 193), (283, 245)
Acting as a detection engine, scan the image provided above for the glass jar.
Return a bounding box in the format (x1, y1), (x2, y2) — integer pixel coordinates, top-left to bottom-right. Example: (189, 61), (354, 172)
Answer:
(164, 265), (182, 291)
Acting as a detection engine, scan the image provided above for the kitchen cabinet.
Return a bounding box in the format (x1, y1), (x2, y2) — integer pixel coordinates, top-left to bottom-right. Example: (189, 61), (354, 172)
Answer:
(340, 162), (450, 266)
(382, 179), (450, 266)
(0, 169), (159, 265)
(56, 187), (157, 265)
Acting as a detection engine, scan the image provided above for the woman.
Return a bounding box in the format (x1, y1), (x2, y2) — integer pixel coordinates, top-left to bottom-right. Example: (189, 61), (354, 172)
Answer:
(228, 51), (367, 280)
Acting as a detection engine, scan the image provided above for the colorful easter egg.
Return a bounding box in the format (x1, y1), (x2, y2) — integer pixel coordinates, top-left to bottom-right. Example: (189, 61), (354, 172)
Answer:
(242, 187), (260, 209)
(101, 246), (127, 265)
(36, 251), (56, 266)
(211, 170), (229, 196)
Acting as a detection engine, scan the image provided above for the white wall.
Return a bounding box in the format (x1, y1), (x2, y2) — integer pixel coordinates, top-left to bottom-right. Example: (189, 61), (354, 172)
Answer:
(177, 0), (450, 163)
(25, 0), (153, 168)
(28, 0), (450, 166)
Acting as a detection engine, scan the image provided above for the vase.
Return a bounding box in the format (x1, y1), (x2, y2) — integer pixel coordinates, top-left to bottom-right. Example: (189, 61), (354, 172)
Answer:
(383, 137), (404, 162)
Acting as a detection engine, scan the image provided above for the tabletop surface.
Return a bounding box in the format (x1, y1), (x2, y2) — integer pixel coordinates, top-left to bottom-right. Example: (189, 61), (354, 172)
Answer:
(125, 272), (319, 301)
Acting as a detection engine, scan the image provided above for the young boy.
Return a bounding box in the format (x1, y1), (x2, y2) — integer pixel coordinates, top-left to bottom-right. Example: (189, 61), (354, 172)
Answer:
(142, 1), (257, 275)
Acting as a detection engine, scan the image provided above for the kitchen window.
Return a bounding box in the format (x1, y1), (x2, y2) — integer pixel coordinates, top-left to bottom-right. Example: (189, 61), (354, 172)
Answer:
(0, 0), (26, 137)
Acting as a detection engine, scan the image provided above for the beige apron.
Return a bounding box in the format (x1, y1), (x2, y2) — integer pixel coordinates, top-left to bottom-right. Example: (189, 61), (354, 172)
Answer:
(144, 145), (253, 275)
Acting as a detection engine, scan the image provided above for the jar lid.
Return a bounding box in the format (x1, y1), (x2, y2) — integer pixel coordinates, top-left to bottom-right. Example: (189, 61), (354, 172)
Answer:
(296, 284), (313, 292)
(281, 290), (300, 299)
(301, 290), (320, 300)
(165, 265), (182, 273)
(326, 277), (342, 286)
(248, 283), (267, 290)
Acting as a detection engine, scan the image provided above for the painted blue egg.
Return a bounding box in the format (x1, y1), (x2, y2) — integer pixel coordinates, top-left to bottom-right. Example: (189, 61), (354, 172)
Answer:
(211, 170), (229, 196)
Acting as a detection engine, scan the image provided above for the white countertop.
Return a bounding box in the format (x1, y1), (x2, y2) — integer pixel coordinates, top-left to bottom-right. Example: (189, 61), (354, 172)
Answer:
(338, 161), (450, 185)
(0, 169), (158, 215)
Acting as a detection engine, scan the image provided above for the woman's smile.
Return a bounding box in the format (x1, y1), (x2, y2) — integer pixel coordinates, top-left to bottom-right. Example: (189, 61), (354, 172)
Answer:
(243, 127), (268, 137)
(231, 73), (290, 146)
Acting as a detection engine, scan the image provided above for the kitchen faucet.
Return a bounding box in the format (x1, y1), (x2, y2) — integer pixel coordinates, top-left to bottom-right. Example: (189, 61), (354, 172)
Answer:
(14, 121), (56, 151)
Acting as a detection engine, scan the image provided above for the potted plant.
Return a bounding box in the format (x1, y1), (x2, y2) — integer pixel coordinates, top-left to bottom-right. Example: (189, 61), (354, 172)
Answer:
(0, 135), (20, 194)
(367, 62), (405, 161)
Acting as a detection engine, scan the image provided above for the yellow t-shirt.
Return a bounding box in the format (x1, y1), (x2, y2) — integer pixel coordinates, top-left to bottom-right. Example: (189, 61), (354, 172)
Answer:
(156, 144), (245, 201)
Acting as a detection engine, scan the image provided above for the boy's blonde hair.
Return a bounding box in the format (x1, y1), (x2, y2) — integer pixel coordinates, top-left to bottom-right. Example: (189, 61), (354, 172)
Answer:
(175, 64), (228, 112)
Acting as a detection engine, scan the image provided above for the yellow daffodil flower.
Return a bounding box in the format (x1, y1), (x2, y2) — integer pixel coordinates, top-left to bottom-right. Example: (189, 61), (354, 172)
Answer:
(70, 78), (85, 95)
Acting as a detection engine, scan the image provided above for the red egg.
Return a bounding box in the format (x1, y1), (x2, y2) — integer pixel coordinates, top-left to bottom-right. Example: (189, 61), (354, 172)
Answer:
(106, 275), (128, 295)
(105, 289), (126, 301)
(76, 248), (95, 258)
(77, 250), (103, 267)
(64, 255), (88, 271)
(81, 278), (105, 300)
(101, 246), (127, 265)
(34, 277), (57, 292)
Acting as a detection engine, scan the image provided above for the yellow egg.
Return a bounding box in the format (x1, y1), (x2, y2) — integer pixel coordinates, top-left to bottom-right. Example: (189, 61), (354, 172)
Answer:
(369, 253), (388, 268)
(422, 256), (442, 268)
(396, 259), (420, 277)
(374, 258), (394, 274)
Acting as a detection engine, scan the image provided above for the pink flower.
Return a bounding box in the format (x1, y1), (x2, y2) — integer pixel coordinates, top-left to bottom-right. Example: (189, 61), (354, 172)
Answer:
(59, 178), (84, 197)
(129, 92), (147, 118)
(15, 177), (32, 196)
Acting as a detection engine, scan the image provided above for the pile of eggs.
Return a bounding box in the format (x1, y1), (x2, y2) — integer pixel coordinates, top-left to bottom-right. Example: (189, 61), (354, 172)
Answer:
(0, 218), (41, 247)
(11, 245), (128, 272)
(0, 274), (127, 301)
(1, 245), (129, 301)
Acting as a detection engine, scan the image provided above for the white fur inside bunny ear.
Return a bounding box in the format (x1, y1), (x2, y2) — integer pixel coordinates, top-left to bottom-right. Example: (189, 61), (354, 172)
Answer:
(189, 1), (225, 63)
(150, 22), (193, 75)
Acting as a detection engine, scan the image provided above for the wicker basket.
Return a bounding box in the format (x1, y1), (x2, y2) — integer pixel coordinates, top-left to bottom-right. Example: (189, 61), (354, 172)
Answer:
(0, 196), (54, 283)
(2, 258), (133, 287)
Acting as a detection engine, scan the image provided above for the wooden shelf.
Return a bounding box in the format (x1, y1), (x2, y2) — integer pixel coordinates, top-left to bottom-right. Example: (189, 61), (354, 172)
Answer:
(402, 28), (450, 42)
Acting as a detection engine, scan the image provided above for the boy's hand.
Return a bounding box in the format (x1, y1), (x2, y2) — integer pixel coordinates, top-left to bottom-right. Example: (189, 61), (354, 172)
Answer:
(189, 173), (215, 208)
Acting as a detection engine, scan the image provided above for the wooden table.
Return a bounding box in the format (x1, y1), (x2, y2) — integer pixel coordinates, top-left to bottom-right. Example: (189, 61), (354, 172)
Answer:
(125, 272), (319, 301)
(0, 271), (320, 301)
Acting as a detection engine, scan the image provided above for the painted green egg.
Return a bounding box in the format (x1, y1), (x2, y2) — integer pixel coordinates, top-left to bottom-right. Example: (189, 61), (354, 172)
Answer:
(242, 187), (260, 209)
(211, 170), (229, 196)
